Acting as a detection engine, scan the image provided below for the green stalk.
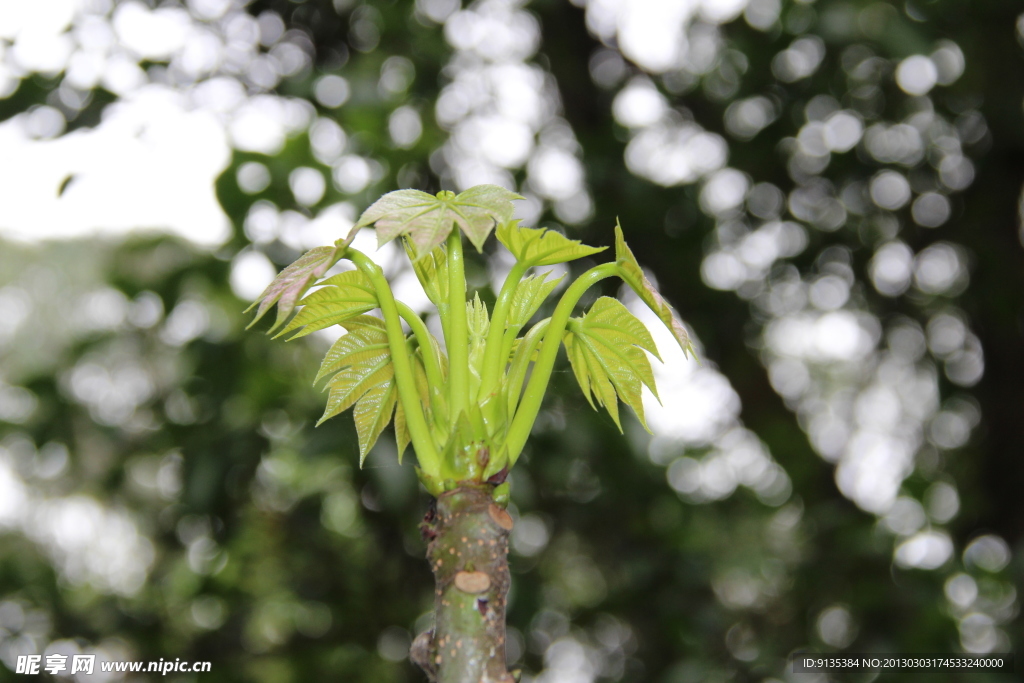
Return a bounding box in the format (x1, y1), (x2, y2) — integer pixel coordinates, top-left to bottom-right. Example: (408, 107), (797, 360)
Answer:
(476, 262), (528, 403)
(497, 318), (526, 376)
(504, 263), (618, 463)
(446, 231), (470, 426)
(397, 302), (445, 395)
(504, 318), (549, 418)
(398, 302), (448, 441)
(347, 249), (441, 479)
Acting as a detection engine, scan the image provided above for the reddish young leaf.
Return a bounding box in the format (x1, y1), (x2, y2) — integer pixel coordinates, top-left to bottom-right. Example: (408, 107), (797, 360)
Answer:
(245, 242), (345, 333)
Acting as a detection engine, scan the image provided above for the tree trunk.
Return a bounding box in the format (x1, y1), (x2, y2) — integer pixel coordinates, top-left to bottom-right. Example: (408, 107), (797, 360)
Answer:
(410, 485), (515, 683)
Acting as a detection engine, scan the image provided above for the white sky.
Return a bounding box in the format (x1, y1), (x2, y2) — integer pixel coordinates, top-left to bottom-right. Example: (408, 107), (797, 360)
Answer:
(0, 0), (237, 247)
(0, 87), (232, 246)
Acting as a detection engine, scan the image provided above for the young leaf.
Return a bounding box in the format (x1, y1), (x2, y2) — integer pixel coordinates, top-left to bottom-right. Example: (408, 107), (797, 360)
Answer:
(614, 222), (695, 358)
(497, 272), (564, 368)
(354, 185), (522, 259)
(404, 240), (449, 309)
(316, 317), (386, 385)
(467, 293), (490, 384)
(506, 272), (564, 330)
(316, 316), (436, 464)
(352, 379), (399, 466)
(245, 242), (345, 333)
(314, 316), (395, 464)
(317, 317), (392, 418)
(451, 185), (523, 251)
(276, 269), (378, 339)
(562, 297), (660, 432)
(496, 222), (606, 266)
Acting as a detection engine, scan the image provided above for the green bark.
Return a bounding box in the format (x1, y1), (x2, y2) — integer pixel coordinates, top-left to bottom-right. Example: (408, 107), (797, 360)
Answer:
(411, 486), (515, 683)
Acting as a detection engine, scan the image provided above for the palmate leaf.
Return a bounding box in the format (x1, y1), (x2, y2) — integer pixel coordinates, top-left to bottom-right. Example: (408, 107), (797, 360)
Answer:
(245, 241), (346, 333)
(354, 185), (522, 259)
(276, 269), (377, 339)
(496, 222), (606, 266)
(562, 297), (661, 432)
(316, 316), (440, 464)
(614, 222), (695, 359)
(352, 380), (399, 467)
(315, 316), (398, 464)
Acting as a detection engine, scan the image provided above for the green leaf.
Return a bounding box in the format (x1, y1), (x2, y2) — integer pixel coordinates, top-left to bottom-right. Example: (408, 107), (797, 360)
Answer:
(451, 185), (523, 251)
(352, 380), (399, 466)
(245, 242), (345, 333)
(467, 292), (490, 384)
(354, 185), (522, 259)
(316, 317), (392, 419)
(404, 240), (449, 309)
(562, 297), (660, 432)
(315, 316), (435, 464)
(313, 317), (392, 464)
(276, 269), (377, 339)
(314, 316), (388, 386)
(496, 222), (606, 266)
(614, 221), (695, 359)
(506, 271), (564, 330)
(467, 292), (490, 340)
(498, 272), (563, 373)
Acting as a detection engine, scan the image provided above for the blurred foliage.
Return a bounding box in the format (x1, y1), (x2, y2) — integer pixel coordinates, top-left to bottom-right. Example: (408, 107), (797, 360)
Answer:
(1, 1), (1023, 682)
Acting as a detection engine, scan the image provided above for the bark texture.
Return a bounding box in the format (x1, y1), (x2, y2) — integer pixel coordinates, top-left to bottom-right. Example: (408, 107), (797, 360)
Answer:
(411, 486), (515, 683)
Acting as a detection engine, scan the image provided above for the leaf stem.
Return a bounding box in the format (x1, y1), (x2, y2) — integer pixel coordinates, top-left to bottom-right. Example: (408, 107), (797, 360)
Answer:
(504, 317), (549, 418)
(347, 249), (441, 479)
(504, 262), (618, 463)
(476, 261), (528, 403)
(397, 302), (446, 417)
(445, 231), (470, 427)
